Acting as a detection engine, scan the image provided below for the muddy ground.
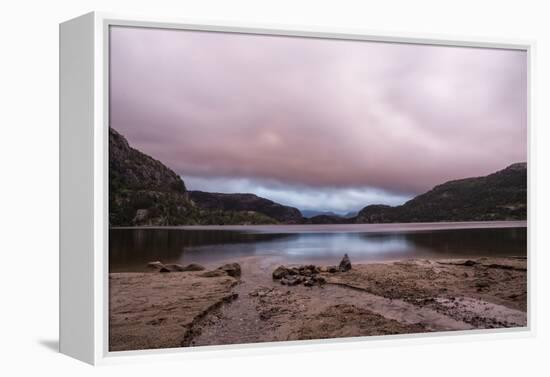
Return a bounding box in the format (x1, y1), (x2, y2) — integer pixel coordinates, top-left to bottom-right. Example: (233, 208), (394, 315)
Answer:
(109, 256), (527, 351)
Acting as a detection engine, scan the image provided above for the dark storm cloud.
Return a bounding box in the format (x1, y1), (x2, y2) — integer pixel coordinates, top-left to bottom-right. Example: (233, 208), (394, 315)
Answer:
(109, 26), (527, 198)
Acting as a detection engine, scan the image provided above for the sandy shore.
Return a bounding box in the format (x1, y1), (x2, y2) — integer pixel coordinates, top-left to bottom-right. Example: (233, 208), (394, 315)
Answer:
(109, 256), (527, 351)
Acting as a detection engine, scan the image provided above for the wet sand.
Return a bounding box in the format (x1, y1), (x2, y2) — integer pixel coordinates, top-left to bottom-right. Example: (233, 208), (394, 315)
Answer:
(109, 256), (527, 351)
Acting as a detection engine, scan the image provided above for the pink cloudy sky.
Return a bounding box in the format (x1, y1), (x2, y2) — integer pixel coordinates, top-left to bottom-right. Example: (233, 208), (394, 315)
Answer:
(109, 26), (527, 213)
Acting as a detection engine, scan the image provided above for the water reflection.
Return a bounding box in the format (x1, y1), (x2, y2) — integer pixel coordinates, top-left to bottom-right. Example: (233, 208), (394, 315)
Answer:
(109, 226), (527, 272)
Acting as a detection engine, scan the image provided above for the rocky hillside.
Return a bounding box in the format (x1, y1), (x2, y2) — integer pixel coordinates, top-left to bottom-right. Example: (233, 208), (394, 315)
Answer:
(356, 163), (527, 223)
(301, 210), (339, 218)
(109, 127), (195, 226)
(110, 127), (304, 226)
(188, 191), (303, 224)
(304, 214), (351, 224)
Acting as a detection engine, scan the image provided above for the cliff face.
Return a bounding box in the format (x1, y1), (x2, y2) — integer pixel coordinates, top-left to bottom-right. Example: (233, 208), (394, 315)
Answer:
(109, 128), (195, 226)
(188, 191), (304, 224)
(109, 128), (187, 194)
(356, 163), (527, 223)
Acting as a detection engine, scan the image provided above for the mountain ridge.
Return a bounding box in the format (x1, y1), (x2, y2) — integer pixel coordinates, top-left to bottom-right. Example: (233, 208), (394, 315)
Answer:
(110, 127), (526, 226)
(355, 163), (527, 223)
(188, 190), (303, 224)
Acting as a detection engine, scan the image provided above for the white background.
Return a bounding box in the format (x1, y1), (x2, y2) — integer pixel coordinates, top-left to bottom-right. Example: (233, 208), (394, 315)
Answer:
(0, 0), (548, 375)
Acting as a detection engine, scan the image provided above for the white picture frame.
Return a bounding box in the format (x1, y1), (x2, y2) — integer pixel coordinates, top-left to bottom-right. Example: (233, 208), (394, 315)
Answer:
(59, 11), (535, 365)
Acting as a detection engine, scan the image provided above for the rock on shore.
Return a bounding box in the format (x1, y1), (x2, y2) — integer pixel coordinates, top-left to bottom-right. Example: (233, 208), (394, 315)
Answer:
(339, 254), (352, 272)
(272, 264), (326, 286)
(272, 255), (351, 286)
(217, 263), (242, 278)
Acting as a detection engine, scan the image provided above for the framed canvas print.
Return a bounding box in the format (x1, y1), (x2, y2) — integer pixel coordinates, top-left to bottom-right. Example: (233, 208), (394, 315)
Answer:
(59, 12), (533, 365)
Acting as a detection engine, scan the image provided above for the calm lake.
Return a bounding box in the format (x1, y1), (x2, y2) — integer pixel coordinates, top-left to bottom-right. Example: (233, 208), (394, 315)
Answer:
(109, 221), (527, 272)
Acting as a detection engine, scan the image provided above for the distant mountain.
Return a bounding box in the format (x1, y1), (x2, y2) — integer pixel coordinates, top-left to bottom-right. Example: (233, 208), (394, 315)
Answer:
(343, 211), (358, 218)
(356, 163), (527, 223)
(304, 214), (351, 224)
(189, 191), (303, 224)
(109, 128), (304, 226)
(301, 210), (339, 218)
(302, 210), (359, 224)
